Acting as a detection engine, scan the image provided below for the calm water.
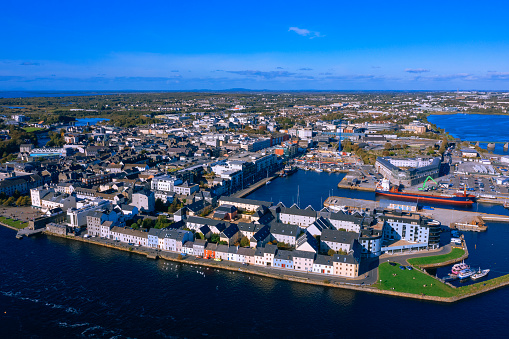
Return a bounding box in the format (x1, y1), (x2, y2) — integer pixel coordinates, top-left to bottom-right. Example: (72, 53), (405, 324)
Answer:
(428, 114), (509, 155)
(0, 91), (126, 98)
(246, 170), (346, 209)
(74, 118), (110, 127)
(247, 170), (509, 214)
(431, 222), (509, 286)
(37, 118), (109, 147)
(2, 171), (509, 338)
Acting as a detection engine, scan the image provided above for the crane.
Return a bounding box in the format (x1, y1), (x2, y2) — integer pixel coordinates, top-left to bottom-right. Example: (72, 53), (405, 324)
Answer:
(418, 176), (438, 191)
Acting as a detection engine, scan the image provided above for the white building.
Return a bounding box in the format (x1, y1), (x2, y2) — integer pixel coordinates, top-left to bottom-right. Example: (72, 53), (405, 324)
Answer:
(151, 175), (183, 192)
(130, 191), (155, 213)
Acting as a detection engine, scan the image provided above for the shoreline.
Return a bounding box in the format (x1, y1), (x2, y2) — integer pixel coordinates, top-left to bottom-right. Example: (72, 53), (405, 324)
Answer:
(5, 222), (508, 304)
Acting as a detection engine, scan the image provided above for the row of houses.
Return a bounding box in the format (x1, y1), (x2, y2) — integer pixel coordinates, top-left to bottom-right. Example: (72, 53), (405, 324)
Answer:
(90, 223), (359, 278)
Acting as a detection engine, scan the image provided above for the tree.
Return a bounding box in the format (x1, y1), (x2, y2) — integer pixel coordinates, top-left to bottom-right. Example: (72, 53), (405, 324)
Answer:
(3, 197), (15, 206)
(240, 236), (250, 247)
(195, 232), (204, 240)
(218, 241), (228, 245)
(155, 215), (171, 229)
(168, 198), (182, 213)
(200, 205), (213, 217)
(277, 242), (289, 250)
(439, 136), (449, 155)
(210, 234), (220, 243)
(155, 198), (166, 212)
(327, 249), (336, 256)
(15, 196), (24, 206)
(142, 218), (154, 229)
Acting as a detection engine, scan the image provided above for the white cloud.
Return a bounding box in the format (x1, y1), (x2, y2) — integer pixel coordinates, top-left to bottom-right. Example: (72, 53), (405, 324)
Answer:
(288, 27), (323, 39)
(405, 68), (430, 74)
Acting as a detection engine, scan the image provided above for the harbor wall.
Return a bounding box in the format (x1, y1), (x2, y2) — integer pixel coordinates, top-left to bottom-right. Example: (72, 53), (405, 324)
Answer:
(4, 223), (508, 303)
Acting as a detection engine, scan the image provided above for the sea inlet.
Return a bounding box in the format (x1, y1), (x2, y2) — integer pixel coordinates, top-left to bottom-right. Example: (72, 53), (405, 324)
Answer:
(2, 171), (509, 338)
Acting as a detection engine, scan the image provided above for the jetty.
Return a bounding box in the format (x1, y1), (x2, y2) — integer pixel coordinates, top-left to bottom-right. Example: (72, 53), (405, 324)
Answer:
(233, 175), (278, 198)
(451, 216), (487, 232)
(16, 227), (46, 239)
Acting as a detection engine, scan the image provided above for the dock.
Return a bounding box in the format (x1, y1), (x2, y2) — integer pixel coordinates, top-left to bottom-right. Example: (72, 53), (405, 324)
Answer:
(16, 227), (46, 239)
(233, 175), (278, 198)
(451, 216), (487, 232)
(324, 196), (378, 211)
(325, 196), (509, 231)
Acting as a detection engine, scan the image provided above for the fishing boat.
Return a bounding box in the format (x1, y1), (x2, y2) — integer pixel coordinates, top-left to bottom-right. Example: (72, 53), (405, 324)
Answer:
(451, 262), (470, 274)
(458, 268), (475, 280)
(471, 268), (490, 280)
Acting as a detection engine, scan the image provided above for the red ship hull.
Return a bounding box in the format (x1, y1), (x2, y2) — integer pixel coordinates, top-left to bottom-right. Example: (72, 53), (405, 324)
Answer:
(376, 190), (475, 206)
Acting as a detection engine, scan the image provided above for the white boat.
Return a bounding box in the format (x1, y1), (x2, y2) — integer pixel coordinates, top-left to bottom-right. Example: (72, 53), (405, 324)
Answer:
(458, 268), (475, 280)
(471, 268), (490, 280)
(265, 181), (271, 185)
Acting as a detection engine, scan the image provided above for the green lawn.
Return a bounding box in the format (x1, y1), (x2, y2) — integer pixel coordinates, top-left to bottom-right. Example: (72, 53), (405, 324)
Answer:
(22, 127), (45, 133)
(377, 262), (456, 297)
(455, 273), (509, 296)
(407, 248), (465, 267)
(0, 216), (28, 229)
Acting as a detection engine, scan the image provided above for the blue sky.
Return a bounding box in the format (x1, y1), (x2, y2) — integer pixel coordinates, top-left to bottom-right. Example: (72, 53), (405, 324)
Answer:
(2, 0), (509, 90)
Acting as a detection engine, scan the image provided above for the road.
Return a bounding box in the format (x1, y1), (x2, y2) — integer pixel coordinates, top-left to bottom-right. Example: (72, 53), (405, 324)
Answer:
(380, 243), (453, 265)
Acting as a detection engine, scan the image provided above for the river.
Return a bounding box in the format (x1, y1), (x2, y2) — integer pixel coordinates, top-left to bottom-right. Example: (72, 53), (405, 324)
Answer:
(36, 118), (109, 147)
(428, 113), (509, 155)
(2, 171), (509, 337)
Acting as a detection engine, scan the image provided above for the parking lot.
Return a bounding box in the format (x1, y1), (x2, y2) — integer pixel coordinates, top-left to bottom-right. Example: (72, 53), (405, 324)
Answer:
(430, 173), (509, 197)
(0, 206), (45, 222)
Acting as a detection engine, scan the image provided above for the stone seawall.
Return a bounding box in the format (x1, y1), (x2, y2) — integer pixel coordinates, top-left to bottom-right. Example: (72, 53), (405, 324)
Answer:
(0, 222), (20, 231)
(416, 241), (469, 269)
(9, 227), (507, 303)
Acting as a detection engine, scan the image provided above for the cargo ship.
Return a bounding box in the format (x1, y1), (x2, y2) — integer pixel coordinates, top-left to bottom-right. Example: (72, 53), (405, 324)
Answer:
(375, 179), (475, 206)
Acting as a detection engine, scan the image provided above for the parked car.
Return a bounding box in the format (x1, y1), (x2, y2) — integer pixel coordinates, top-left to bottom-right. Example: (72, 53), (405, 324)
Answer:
(399, 266), (406, 270)
(406, 266), (413, 270)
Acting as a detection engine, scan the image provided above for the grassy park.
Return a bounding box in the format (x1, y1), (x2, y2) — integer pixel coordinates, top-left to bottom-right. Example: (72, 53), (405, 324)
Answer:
(407, 248), (465, 267)
(22, 127), (45, 133)
(0, 216), (28, 229)
(377, 262), (456, 297)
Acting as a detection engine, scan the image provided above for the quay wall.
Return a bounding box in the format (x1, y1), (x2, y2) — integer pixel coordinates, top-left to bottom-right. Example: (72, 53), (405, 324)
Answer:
(4, 223), (508, 303)
(0, 222), (20, 231)
(233, 175), (278, 198)
(412, 240), (469, 269)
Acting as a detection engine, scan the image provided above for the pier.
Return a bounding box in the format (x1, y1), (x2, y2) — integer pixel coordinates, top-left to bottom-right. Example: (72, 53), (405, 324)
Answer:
(324, 196), (377, 211)
(325, 196), (509, 229)
(16, 227), (46, 239)
(233, 175), (278, 198)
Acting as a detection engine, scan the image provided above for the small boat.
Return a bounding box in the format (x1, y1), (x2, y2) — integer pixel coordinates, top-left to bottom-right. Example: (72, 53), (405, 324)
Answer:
(471, 268), (490, 280)
(451, 262), (469, 274)
(458, 268), (475, 280)
(265, 181), (271, 185)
